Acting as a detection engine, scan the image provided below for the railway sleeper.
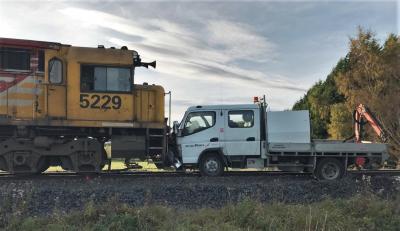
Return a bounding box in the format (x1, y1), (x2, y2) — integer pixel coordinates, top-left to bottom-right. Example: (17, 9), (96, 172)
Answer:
(0, 138), (104, 174)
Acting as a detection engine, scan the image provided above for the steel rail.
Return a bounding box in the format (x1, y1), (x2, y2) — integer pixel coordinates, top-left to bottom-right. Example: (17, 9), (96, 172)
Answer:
(0, 169), (399, 180)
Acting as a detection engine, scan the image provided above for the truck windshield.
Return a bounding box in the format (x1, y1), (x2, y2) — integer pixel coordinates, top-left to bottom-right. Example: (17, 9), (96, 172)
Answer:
(182, 111), (215, 136)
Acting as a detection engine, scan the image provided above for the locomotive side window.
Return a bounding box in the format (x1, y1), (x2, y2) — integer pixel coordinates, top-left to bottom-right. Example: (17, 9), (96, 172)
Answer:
(49, 58), (63, 84)
(93, 67), (107, 91)
(80, 65), (131, 92)
(0, 47), (31, 71)
(107, 67), (130, 92)
(38, 50), (45, 72)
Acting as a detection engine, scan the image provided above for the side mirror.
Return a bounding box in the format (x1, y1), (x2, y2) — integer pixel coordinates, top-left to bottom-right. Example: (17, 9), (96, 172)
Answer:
(173, 121), (181, 136)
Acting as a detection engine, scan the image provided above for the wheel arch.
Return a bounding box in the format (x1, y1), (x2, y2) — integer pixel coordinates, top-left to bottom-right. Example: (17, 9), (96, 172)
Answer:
(315, 156), (346, 172)
(316, 156), (346, 164)
(197, 148), (227, 167)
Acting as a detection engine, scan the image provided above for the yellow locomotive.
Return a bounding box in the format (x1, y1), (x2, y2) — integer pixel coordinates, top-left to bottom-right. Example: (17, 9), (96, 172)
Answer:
(0, 38), (165, 174)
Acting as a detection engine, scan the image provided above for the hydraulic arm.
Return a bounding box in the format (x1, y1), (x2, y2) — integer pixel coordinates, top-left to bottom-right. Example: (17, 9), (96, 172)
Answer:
(354, 104), (387, 143)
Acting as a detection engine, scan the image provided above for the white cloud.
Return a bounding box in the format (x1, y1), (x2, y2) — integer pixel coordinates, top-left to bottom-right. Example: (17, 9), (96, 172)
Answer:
(57, 7), (305, 93)
(0, 2), (309, 119)
(206, 20), (276, 61)
(5, 1), (394, 120)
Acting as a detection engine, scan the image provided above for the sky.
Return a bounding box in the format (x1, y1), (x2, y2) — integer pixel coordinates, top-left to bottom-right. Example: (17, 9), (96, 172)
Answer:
(0, 0), (398, 121)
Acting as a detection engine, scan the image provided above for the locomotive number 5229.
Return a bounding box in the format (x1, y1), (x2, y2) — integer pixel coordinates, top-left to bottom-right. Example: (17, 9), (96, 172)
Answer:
(79, 94), (122, 109)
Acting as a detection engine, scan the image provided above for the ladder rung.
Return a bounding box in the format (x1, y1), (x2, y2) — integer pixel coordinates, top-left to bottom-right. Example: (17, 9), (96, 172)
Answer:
(149, 135), (164, 137)
(148, 147), (163, 150)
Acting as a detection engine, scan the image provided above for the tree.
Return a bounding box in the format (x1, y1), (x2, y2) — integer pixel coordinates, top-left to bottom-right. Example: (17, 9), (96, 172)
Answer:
(327, 103), (352, 140)
(292, 60), (346, 139)
(335, 29), (400, 157)
(293, 28), (399, 158)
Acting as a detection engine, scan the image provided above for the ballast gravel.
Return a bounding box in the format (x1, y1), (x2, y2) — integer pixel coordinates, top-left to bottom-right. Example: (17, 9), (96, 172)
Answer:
(0, 173), (399, 217)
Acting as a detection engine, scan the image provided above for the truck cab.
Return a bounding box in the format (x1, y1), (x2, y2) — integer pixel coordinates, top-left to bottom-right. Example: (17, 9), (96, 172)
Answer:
(174, 101), (389, 180)
(175, 104), (265, 176)
(177, 104), (261, 163)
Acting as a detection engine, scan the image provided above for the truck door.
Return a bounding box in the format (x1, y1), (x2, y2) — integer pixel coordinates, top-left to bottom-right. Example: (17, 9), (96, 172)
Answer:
(47, 58), (66, 118)
(178, 110), (221, 164)
(223, 109), (260, 156)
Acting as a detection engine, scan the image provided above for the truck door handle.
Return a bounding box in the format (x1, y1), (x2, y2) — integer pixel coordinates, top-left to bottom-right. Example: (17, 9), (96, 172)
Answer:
(246, 137), (255, 141)
(210, 137), (219, 142)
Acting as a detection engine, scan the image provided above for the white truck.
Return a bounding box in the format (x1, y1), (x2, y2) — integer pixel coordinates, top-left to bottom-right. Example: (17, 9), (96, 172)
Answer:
(171, 98), (389, 180)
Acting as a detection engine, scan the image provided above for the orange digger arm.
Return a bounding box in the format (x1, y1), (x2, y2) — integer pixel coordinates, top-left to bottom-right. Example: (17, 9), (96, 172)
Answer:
(354, 104), (387, 143)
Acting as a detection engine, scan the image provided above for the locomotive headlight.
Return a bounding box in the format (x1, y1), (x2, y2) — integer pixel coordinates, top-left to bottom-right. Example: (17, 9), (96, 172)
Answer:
(133, 51), (141, 66)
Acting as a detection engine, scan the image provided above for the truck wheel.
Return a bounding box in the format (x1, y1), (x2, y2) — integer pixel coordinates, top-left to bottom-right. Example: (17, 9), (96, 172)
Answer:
(199, 154), (224, 177)
(315, 158), (344, 180)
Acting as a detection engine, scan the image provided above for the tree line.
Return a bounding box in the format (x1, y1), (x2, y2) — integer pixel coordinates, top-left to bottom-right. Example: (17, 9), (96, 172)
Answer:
(293, 28), (399, 158)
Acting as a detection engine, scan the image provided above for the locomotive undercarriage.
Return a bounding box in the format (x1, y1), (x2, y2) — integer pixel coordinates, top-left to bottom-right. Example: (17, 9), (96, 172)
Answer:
(0, 125), (166, 174)
(0, 137), (104, 174)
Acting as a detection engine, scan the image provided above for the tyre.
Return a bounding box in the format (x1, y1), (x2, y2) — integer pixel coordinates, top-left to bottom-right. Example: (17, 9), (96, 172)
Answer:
(199, 153), (224, 177)
(315, 158), (345, 180)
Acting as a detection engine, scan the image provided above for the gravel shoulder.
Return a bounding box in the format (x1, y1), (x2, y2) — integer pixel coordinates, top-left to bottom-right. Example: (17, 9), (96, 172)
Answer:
(0, 174), (399, 217)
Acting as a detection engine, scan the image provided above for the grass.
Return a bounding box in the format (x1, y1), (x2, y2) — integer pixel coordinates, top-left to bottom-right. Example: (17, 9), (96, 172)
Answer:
(3, 195), (400, 231)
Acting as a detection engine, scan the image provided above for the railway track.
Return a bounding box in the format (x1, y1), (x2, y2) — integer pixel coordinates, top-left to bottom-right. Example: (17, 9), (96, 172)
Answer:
(0, 170), (309, 180)
(0, 169), (399, 180)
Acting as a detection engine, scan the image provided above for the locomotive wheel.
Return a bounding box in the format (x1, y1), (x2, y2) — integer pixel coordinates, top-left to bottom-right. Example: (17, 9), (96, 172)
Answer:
(154, 162), (164, 169)
(315, 158), (344, 180)
(199, 153), (224, 177)
(99, 149), (108, 170)
(36, 157), (50, 174)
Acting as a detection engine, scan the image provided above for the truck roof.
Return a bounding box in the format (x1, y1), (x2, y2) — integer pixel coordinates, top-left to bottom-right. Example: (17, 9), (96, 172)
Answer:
(187, 104), (259, 111)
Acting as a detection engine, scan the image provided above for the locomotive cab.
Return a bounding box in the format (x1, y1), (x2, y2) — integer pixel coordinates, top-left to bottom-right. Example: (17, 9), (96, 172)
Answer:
(0, 38), (165, 174)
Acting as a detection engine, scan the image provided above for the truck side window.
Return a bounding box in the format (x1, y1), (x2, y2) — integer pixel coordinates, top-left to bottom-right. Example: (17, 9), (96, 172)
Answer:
(228, 110), (254, 128)
(182, 111), (215, 136)
(49, 58), (63, 84)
